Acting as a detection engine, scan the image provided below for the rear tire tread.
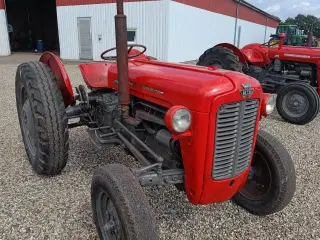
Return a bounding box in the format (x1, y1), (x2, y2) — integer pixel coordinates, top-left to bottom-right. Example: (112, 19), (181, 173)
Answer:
(91, 164), (159, 240)
(16, 61), (69, 175)
(197, 46), (242, 72)
(233, 130), (296, 216)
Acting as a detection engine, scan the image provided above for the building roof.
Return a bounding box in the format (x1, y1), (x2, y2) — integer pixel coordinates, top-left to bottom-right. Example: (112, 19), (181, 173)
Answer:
(235, 0), (281, 22)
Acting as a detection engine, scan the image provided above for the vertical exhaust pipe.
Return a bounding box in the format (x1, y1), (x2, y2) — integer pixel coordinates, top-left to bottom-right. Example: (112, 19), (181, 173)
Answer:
(115, 0), (140, 126)
(115, 0), (129, 108)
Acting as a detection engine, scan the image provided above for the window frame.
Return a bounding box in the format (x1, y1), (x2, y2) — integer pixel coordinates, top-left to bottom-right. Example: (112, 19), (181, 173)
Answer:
(127, 28), (137, 44)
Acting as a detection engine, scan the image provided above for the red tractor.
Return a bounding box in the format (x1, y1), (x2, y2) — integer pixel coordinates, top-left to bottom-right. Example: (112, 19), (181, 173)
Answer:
(15, 1), (296, 239)
(197, 33), (320, 125)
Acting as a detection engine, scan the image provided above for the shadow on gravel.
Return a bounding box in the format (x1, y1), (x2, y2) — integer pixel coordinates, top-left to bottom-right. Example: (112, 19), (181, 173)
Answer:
(66, 128), (141, 173)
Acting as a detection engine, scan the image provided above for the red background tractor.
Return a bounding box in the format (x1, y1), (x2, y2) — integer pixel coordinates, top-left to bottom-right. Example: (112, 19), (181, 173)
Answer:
(197, 34), (320, 125)
(15, 1), (296, 239)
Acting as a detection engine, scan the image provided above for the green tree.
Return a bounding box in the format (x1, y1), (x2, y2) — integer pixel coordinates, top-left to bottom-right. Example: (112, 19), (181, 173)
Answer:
(283, 17), (295, 25)
(293, 14), (320, 37)
(294, 14), (308, 31)
(306, 15), (320, 37)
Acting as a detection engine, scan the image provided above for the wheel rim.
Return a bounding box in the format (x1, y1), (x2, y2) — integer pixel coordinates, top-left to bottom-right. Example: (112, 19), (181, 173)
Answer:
(203, 59), (225, 69)
(96, 190), (124, 240)
(282, 91), (309, 118)
(239, 150), (272, 201)
(20, 88), (37, 157)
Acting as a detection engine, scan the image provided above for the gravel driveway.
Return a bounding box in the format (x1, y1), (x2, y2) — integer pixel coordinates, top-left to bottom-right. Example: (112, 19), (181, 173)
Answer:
(0, 54), (319, 240)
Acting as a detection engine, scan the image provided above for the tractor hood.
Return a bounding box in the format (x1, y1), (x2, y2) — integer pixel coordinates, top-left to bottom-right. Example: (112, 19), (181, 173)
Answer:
(108, 60), (262, 113)
(269, 46), (320, 59)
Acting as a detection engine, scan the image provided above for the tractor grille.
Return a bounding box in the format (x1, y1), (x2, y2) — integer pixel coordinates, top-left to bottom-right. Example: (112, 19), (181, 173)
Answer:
(212, 100), (259, 180)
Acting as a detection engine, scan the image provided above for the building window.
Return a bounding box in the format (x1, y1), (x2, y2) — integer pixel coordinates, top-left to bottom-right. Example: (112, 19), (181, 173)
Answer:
(127, 29), (136, 43)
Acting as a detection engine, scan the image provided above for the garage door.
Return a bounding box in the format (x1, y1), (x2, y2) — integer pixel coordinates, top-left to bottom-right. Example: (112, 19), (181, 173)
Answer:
(78, 17), (93, 60)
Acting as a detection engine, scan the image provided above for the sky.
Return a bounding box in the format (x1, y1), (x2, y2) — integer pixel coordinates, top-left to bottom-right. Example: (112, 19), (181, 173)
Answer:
(246, 0), (320, 21)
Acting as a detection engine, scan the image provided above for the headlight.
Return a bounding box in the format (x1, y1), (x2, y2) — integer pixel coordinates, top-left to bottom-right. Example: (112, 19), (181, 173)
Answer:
(262, 94), (277, 116)
(266, 95), (276, 114)
(165, 106), (192, 133)
(172, 109), (192, 133)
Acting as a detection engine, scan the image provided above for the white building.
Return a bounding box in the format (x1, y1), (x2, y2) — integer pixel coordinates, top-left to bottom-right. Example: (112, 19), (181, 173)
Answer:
(0, 0), (280, 62)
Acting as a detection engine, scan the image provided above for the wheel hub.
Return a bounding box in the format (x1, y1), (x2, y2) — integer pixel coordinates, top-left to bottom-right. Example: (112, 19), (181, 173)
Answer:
(97, 190), (124, 240)
(22, 99), (37, 156)
(283, 92), (309, 118)
(240, 151), (272, 201)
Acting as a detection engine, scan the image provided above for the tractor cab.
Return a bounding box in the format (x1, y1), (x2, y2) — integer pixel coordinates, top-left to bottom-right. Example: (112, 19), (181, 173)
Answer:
(270, 24), (308, 47)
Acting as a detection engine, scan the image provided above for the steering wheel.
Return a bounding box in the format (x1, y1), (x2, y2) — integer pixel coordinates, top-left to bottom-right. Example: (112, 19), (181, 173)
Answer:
(100, 44), (147, 61)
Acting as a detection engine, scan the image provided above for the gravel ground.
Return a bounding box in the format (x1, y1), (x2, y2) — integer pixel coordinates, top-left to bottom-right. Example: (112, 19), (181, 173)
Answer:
(0, 55), (319, 240)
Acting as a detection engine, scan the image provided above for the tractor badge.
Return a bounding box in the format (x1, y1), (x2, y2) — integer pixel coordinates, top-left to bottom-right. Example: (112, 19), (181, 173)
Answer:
(240, 83), (254, 99)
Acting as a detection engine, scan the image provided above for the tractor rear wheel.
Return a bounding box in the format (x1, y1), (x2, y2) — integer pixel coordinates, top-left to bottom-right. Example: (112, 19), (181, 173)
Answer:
(15, 61), (69, 175)
(232, 130), (296, 216)
(276, 83), (319, 125)
(91, 164), (159, 240)
(197, 46), (242, 72)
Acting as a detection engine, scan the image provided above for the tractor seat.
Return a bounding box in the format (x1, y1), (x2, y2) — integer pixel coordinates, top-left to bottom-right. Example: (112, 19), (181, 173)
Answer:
(79, 63), (112, 88)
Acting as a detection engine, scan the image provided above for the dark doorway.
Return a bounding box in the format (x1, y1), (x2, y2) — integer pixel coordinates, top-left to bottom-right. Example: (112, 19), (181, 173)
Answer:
(5, 0), (59, 52)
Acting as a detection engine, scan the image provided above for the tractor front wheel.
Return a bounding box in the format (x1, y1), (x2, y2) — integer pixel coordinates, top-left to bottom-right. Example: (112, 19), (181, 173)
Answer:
(91, 164), (159, 240)
(15, 62), (69, 175)
(233, 130), (296, 216)
(276, 83), (319, 125)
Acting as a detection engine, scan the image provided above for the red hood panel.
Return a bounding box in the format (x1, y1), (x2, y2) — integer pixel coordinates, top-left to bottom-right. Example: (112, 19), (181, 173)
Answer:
(269, 46), (320, 59)
(108, 60), (262, 112)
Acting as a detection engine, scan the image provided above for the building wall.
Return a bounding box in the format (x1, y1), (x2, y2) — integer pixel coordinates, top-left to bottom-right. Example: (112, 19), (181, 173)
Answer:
(57, 0), (155, 5)
(174, 0), (279, 28)
(0, 0), (279, 59)
(167, 1), (278, 62)
(0, 6), (11, 56)
(167, 1), (235, 62)
(57, 1), (168, 61)
(236, 20), (277, 47)
(266, 27), (277, 41)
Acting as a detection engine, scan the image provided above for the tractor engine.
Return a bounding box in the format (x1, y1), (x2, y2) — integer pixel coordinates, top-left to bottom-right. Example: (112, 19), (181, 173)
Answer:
(272, 59), (314, 80)
(67, 88), (182, 171)
(90, 90), (120, 128)
(129, 99), (182, 169)
(248, 59), (317, 92)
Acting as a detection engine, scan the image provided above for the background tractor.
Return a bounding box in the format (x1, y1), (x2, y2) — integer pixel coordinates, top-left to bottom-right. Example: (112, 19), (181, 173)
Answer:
(198, 33), (320, 125)
(15, 0), (296, 239)
(269, 24), (309, 47)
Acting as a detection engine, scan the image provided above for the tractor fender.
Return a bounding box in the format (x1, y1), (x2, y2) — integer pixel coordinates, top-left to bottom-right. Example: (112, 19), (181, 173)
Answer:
(214, 43), (248, 63)
(241, 43), (271, 66)
(39, 52), (75, 107)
